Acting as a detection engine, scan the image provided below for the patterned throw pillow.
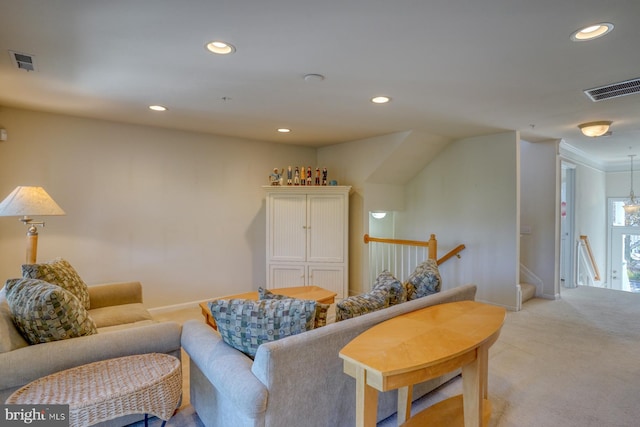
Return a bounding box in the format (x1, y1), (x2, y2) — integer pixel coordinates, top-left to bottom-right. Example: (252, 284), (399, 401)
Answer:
(335, 288), (389, 322)
(209, 298), (317, 358)
(22, 258), (90, 309)
(4, 278), (97, 345)
(371, 270), (406, 306)
(405, 259), (442, 300)
(258, 287), (330, 328)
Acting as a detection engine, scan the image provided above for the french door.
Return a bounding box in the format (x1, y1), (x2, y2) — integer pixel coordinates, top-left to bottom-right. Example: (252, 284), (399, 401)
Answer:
(608, 198), (640, 292)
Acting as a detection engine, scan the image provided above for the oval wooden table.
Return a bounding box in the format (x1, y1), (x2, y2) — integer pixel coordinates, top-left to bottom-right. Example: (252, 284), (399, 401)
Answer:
(339, 300), (506, 427)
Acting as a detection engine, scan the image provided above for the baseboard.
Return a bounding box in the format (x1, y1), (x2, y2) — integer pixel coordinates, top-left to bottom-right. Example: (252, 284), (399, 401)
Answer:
(476, 297), (519, 312)
(148, 299), (203, 315)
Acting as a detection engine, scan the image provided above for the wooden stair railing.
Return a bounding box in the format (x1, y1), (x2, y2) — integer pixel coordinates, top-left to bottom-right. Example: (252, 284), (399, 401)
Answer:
(363, 233), (465, 266)
(579, 235), (601, 282)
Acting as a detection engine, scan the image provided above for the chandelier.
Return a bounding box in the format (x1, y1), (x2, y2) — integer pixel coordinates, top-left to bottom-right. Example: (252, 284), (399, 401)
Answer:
(623, 154), (640, 214)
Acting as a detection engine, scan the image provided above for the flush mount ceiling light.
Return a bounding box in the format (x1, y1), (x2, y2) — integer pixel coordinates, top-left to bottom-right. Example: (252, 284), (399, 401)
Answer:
(571, 23), (614, 41)
(277, 128), (291, 133)
(206, 40), (236, 55)
(371, 96), (391, 104)
(149, 105), (167, 111)
(371, 212), (387, 219)
(578, 121), (612, 137)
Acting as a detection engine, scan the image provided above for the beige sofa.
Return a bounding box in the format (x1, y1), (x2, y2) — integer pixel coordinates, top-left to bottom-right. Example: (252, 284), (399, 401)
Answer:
(182, 284), (477, 427)
(0, 280), (182, 426)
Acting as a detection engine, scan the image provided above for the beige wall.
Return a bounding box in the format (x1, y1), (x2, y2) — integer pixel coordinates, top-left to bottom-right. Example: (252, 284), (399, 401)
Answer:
(396, 132), (521, 309)
(1, 107), (526, 310)
(0, 107), (316, 307)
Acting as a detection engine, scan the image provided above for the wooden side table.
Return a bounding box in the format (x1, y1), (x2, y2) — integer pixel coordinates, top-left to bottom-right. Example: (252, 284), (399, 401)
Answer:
(339, 301), (505, 427)
(199, 285), (337, 329)
(6, 353), (182, 427)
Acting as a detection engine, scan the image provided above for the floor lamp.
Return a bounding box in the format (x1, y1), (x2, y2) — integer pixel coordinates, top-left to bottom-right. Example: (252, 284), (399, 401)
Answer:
(0, 186), (66, 264)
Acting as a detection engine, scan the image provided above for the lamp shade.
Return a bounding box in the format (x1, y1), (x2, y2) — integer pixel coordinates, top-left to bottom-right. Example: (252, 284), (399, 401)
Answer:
(0, 186), (65, 217)
(578, 121), (612, 137)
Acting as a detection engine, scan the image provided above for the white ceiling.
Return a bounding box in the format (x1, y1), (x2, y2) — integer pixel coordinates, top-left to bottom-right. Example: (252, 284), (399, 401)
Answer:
(1, 1), (640, 170)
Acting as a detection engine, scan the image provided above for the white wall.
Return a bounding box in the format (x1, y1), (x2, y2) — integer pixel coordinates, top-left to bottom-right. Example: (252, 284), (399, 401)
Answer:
(395, 132), (521, 309)
(0, 107), (316, 307)
(606, 170), (639, 199)
(520, 139), (559, 298)
(574, 162), (607, 285)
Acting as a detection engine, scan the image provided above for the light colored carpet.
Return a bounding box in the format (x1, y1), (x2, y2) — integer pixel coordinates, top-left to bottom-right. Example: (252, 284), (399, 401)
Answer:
(134, 286), (640, 426)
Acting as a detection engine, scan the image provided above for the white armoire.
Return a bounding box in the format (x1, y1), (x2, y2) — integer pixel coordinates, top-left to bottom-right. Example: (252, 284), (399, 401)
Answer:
(264, 185), (351, 299)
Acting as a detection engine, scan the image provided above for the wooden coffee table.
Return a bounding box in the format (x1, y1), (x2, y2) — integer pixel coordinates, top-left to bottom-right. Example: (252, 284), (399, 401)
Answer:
(200, 285), (337, 330)
(339, 300), (505, 427)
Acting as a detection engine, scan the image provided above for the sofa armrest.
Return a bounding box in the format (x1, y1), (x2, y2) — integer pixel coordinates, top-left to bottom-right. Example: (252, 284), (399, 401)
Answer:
(0, 321), (181, 391)
(88, 281), (143, 309)
(181, 320), (268, 417)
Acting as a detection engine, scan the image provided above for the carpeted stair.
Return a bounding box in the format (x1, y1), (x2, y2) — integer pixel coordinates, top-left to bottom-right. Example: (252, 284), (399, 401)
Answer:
(520, 282), (536, 305)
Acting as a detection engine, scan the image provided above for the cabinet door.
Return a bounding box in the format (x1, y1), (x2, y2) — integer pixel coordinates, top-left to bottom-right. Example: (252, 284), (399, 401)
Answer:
(307, 194), (345, 262)
(269, 264), (306, 289)
(269, 194), (307, 262)
(308, 264), (345, 299)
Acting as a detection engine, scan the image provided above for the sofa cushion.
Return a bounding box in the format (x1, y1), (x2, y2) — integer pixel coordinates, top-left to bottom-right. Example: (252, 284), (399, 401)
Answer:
(22, 258), (90, 309)
(209, 298), (316, 357)
(405, 258), (442, 300)
(371, 270), (406, 306)
(0, 286), (29, 353)
(258, 287), (330, 328)
(335, 288), (389, 322)
(88, 303), (153, 328)
(4, 278), (98, 345)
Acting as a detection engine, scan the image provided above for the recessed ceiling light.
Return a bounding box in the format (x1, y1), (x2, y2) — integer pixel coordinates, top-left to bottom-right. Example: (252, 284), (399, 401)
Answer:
(277, 128), (291, 133)
(206, 40), (236, 55)
(371, 96), (391, 104)
(571, 23), (614, 41)
(149, 105), (167, 111)
(303, 74), (325, 82)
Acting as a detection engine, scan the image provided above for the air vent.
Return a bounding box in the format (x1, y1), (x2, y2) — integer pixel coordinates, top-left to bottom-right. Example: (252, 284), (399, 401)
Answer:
(584, 77), (640, 102)
(8, 50), (37, 72)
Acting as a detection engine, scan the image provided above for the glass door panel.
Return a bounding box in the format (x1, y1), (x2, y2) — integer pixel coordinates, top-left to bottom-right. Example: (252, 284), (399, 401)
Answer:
(610, 228), (640, 292)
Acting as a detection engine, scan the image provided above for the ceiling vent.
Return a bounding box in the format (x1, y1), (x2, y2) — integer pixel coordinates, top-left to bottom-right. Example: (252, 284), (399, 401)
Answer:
(8, 50), (37, 72)
(584, 77), (640, 102)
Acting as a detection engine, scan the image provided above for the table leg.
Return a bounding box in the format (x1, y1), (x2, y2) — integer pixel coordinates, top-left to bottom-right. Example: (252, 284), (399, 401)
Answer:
(355, 366), (378, 427)
(461, 353), (482, 427)
(397, 385), (413, 425)
(479, 343), (489, 400)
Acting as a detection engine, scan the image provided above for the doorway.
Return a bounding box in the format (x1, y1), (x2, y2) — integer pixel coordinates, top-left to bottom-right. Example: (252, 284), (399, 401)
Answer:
(560, 162), (576, 289)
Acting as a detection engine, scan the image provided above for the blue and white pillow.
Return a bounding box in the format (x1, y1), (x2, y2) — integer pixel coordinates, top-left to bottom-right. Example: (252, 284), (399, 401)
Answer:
(371, 270), (406, 306)
(209, 298), (316, 357)
(405, 259), (442, 299)
(258, 287), (330, 328)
